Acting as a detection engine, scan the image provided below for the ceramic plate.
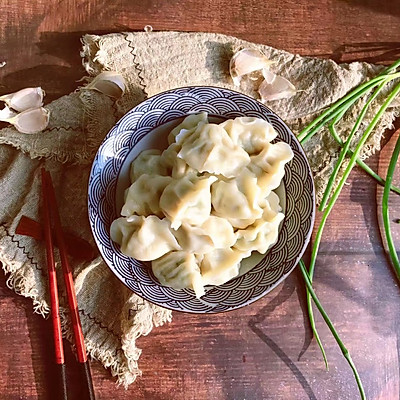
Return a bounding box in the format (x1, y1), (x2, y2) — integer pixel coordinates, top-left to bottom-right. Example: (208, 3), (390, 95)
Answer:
(88, 86), (315, 313)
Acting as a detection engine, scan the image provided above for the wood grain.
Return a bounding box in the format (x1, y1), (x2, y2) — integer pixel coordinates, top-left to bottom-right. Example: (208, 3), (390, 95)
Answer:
(1, 1), (400, 399)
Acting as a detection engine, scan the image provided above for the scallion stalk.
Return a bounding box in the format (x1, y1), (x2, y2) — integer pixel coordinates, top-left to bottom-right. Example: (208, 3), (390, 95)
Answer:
(302, 81), (400, 400)
(295, 58), (400, 400)
(306, 82), (400, 328)
(382, 132), (400, 277)
(319, 78), (391, 210)
(299, 260), (366, 400)
(298, 74), (390, 143)
(298, 71), (400, 144)
(328, 124), (400, 196)
(307, 81), (400, 286)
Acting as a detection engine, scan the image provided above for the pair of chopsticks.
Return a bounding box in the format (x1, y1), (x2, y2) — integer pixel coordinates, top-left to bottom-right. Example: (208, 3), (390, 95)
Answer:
(40, 168), (95, 400)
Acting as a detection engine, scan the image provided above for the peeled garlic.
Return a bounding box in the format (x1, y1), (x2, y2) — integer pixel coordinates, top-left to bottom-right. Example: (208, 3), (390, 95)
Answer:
(0, 61), (5, 68)
(83, 71), (126, 99)
(230, 48), (275, 86)
(258, 68), (297, 102)
(0, 107), (50, 134)
(0, 87), (45, 112)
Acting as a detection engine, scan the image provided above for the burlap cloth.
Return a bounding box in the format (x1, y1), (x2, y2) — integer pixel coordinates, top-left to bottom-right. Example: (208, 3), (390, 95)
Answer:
(0, 31), (399, 387)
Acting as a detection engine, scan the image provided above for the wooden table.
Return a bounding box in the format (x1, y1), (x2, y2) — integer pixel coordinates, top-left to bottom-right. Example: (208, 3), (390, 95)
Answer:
(1, 1), (400, 399)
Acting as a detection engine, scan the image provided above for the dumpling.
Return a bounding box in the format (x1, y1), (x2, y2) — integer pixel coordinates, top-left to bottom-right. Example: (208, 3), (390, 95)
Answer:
(121, 174), (172, 217)
(220, 117), (277, 155)
(152, 251), (205, 298)
(234, 192), (284, 254)
(160, 143), (196, 179)
(171, 158), (196, 179)
(167, 112), (208, 145)
(221, 217), (257, 230)
(247, 141), (294, 196)
(110, 114), (292, 294)
(211, 168), (263, 224)
(130, 149), (168, 181)
(201, 216), (237, 248)
(177, 122), (250, 178)
(174, 216), (236, 253)
(260, 190), (282, 216)
(201, 248), (251, 286)
(110, 215), (181, 261)
(160, 174), (217, 229)
(173, 224), (214, 254)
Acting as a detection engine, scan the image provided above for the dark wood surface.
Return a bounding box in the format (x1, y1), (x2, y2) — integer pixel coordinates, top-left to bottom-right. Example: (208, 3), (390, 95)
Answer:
(1, 1), (400, 399)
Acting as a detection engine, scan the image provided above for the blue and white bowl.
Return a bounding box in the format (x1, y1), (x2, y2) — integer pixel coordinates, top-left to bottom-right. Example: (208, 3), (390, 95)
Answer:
(88, 86), (315, 313)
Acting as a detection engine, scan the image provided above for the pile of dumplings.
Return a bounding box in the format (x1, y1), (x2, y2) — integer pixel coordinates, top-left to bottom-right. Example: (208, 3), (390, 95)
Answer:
(110, 113), (294, 298)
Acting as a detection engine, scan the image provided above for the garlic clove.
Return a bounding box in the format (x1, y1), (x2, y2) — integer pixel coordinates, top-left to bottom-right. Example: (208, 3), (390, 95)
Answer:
(262, 68), (276, 84)
(230, 48), (275, 86)
(4, 107), (50, 134)
(0, 105), (17, 121)
(259, 69), (297, 102)
(83, 71), (126, 98)
(0, 61), (5, 68)
(0, 87), (45, 112)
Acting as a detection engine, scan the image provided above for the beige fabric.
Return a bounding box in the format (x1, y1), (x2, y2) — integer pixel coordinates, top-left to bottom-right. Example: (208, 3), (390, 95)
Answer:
(0, 31), (398, 388)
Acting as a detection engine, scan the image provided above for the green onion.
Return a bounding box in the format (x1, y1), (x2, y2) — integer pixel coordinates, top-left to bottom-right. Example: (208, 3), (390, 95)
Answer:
(306, 81), (400, 329)
(307, 80), (400, 286)
(301, 79), (400, 400)
(380, 58), (400, 75)
(308, 294), (329, 370)
(299, 260), (366, 400)
(328, 124), (400, 196)
(298, 71), (400, 145)
(298, 59), (400, 144)
(299, 83), (400, 197)
(298, 74), (391, 143)
(382, 132), (400, 277)
(319, 78), (391, 210)
(294, 58), (400, 400)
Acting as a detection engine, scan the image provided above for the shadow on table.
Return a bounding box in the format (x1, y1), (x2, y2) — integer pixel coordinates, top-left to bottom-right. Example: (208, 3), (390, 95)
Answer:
(247, 269), (318, 400)
(0, 29), (127, 102)
(308, 42), (400, 64)
(333, 42), (400, 64)
(0, 31), (84, 102)
(338, 0), (400, 17)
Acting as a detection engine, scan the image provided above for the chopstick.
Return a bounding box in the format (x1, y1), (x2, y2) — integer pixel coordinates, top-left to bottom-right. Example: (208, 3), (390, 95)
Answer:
(41, 168), (96, 400)
(40, 169), (68, 400)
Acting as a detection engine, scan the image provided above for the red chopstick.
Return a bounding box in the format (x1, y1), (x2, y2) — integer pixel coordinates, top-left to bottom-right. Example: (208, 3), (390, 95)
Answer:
(43, 169), (87, 363)
(41, 168), (96, 400)
(40, 169), (68, 400)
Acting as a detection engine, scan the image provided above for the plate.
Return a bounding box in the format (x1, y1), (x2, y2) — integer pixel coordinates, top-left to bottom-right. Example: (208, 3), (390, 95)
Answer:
(88, 86), (315, 313)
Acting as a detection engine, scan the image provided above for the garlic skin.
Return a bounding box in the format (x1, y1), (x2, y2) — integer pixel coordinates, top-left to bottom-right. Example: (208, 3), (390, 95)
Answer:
(0, 105), (17, 121)
(230, 48), (275, 86)
(0, 87), (45, 112)
(259, 68), (297, 102)
(83, 71), (126, 99)
(4, 107), (50, 134)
